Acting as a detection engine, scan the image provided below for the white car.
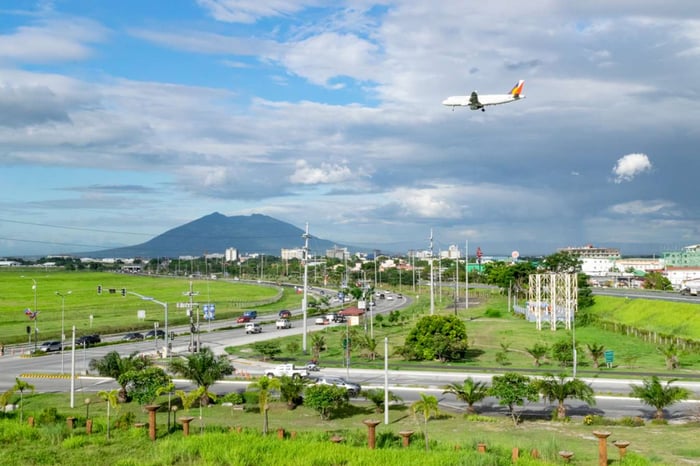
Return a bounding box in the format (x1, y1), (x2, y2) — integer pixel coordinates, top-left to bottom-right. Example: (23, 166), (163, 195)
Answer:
(245, 323), (262, 334)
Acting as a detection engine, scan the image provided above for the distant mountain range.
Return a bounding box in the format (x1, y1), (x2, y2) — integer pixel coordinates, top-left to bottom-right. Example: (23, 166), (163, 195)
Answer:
(83, 212), (349, 259)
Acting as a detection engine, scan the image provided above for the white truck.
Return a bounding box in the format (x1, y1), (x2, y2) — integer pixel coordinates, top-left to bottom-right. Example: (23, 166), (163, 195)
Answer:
(265, 363), (308, 379)
(276, 319), (292, 329)
(680, 279), (700, 296)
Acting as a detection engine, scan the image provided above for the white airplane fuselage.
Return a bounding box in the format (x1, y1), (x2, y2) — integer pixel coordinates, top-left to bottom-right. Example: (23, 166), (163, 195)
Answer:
(442, 80), (525, 111)
(441, 93), (524, 109)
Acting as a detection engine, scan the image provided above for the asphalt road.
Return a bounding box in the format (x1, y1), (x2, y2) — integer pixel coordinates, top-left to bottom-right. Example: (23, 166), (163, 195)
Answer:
(3, 290), (699, 420)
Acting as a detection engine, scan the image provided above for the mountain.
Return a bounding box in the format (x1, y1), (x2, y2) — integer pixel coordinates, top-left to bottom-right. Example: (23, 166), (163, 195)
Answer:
(83, 212), (347, 258)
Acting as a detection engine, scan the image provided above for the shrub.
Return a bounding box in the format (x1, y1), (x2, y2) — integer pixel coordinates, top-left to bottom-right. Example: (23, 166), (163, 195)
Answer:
(484, 308), (502, 318)
(219, 392), (244, 405)
(619, 416), (645, 427)
(37, 407), (62, 425)
(113, 411), (136, 430)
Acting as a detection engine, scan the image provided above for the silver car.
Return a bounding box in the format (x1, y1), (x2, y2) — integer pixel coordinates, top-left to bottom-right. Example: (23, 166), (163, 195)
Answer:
(313, 376), (361, 397)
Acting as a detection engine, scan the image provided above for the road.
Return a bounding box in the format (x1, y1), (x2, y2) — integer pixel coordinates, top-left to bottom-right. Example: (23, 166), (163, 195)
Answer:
(2, 290), (699, 420)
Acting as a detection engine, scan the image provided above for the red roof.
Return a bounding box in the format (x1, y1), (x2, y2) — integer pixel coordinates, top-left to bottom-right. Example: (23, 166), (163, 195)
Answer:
(339, 307), (365, 316)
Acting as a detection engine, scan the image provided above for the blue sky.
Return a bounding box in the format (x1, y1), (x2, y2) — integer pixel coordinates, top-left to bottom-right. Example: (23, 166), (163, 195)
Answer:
(2, 1), (700, 257)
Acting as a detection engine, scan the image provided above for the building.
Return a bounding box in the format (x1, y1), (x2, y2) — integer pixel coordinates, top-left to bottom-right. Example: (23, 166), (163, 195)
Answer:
(326, 246), (349, 260)
(558, 245), (621, 277)
(663, 244), (700, 267)
(440, 245), (461, 259)
(281, 248), (304, 260)
(225, 248), (239, 262)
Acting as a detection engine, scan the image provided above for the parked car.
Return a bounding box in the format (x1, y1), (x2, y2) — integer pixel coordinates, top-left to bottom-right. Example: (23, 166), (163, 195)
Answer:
(237, 315), (252, 323)
(243, 310), (257, 319)
(278, 309), (292, 319)
(245, 322), (262, 334)
(76, 334), (101, 347)
(312, 376), (361, 396)
(144, 329), (165, 339)
(39, 341), (62, 352)
(122, 332), (144, 341)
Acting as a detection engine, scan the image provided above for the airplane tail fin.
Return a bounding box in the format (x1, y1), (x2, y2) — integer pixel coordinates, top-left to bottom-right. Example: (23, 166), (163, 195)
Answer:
(509, 80), (525, 96)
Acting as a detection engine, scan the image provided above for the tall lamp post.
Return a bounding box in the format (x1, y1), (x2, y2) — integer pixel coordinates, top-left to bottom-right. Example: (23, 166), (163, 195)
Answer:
(55, 290), (72, 374)
(31, 279), (38, 353)
(128, 291), (169, 357)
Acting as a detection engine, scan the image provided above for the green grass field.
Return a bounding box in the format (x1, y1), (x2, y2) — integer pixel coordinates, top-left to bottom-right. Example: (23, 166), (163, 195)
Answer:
(0, 269), (300, 344)
(2, 391), (697, 465)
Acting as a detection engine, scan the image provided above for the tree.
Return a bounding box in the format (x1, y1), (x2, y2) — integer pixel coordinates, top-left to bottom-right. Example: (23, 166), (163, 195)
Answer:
(550, 338), (579, 367)
(411, 393), (440, 450)
(442, 378), (489, 414)
(534, 373), (595, 420)
(362, 388), (403, 414)
(252, 341), (282, 361)
(525, 342), (549, 367)
(98, 389), (119, 439)
(629, 376), (690, 420)
(586, 343), (605, 369)
(403, 315), (468, 362)
(658, 343), (681, 370)
(540, 251), (581, 273)
(490, 372), (539, 426)
(310, 333), (326, 361)
(156, 382), (175, 431)
(168, 347), (234, 406)
(118, 367), (171, 405)
(89, 351), (153, 402)
(643, 271), (672, 291)
(279, 375), (306, 409)
(176, 387), (205, 413)
(304, 384), (348, 420)
(359, 334), (378, 361)
(249, 376), (281, 434)
(13, 378), (34, 423)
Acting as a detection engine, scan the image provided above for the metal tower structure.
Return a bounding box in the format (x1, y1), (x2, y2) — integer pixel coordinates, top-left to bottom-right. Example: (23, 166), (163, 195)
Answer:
(528, 273), (578, 331)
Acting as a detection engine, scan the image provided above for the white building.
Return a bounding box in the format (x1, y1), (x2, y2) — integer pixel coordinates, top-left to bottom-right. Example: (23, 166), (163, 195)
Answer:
(440, 245), (461, 259)
(225, 248), (239, 262)
(281, 248), (304, 260)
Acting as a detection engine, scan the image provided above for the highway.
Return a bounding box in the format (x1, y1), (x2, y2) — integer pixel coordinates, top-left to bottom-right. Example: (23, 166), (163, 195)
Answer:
(2, 290), (699, 421)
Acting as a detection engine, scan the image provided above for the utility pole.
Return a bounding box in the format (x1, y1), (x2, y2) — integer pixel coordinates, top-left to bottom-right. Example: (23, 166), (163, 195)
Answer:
(302, 223), (310, 354)
(429, 229), (435, 315)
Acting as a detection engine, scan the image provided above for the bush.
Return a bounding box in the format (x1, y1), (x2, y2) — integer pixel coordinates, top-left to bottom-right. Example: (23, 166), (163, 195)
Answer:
(219, 392), (244, 405)
(484, 308), (502, 318)
(619, 416), (645, 427)
(113, 411), (136, 430)
(37, 407), (62, 425)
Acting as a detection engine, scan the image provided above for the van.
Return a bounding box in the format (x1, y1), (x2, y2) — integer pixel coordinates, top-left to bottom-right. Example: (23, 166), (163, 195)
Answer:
(245, 322), (262, 334)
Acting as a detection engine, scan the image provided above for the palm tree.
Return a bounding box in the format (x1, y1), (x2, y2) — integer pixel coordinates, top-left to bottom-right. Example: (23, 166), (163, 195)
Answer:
(168, 347), (234, 406)
(534, 373), (596, 420)
(249, 375), (281, 434)
(98, 389), (119, 439)
(156, 382), (175, 431)
(658, 343), (681, 370)
(629, 376), (690, 420)
(442, 378), (489, 414)
(13, 378), (34, 424)
(89, 351), (152, 402)
(310, 333), (326, 361)
(362, 388), (403, 413)
(586, 343), (605, 369)
(359, 334), (378, 360)
(525, 342), (549, 367)
(410, 393), (439, 450)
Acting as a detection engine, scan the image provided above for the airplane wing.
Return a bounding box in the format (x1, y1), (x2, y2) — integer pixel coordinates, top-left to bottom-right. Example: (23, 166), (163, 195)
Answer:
(469, 91), (482, 110)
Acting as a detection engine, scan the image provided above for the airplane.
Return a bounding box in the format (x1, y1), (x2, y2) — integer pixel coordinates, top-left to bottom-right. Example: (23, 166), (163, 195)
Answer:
(442, 80), (525, 112)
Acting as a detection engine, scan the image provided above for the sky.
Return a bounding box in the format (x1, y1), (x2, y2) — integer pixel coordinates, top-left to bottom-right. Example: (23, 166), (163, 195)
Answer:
(2, 1), (700, 258)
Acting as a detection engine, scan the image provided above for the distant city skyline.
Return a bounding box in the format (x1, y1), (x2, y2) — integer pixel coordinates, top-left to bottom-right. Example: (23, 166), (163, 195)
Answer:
(2, 2), (699, 257)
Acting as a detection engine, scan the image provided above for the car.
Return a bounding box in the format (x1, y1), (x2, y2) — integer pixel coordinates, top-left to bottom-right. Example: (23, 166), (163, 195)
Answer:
(278, 309), (292, 319)
(39, 341), (62, 352)
(122, 332), (144, 341)
(243, 310), (257, 319)
(313, 376), (361, 396)
(237, 315), (252, 323)
(276, 319), (292, 329)
(144, 329), (165, 339)
(315, 317), (329, 325)
(245, 322), (262, 334)
(76, 334), (101, 346)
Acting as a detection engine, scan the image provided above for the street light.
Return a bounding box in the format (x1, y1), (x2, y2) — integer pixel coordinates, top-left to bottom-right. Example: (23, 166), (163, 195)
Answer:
(56, 290), (72, 374)
(31, 279), (38, 353)
(127, 291), (169, 357)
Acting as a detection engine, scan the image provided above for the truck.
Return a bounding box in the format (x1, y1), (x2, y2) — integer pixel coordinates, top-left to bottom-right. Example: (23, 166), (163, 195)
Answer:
(265, 363), (308, 379)
(276, 319), (292, 329)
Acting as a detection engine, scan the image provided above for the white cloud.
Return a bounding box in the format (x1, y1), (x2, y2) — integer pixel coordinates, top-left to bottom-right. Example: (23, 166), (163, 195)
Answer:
(196, 0), (323, 23)
(609, 199), (675, 216)
(612, 153), (652, 183)
(289, 159), (354, 184)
